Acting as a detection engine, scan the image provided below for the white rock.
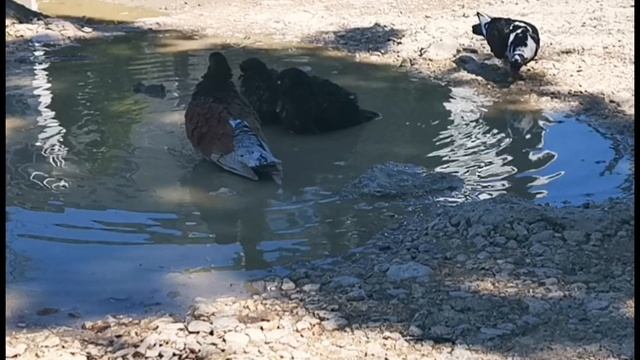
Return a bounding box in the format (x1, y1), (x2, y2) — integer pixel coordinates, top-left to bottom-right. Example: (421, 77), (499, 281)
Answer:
(345, 288), (366, 301)
(264, 329), (289, 343)
(386, 262), (432, 282)
(322, 317), (348, 331)
(585, 299), (610, 311)
(191, 302), (217, 318)
(245, 328), (266, 343)
(563, 230), (586, 242)
(187, 320), (212, 333)
(408, 325), (423, 337)
(295, 319), (311, 332)
(424, 39), (459, 60)
(6, 342), (27, 357)
(224, 332), (250, 352)
(331, 276), (361, 287)
(145, 347), (160, 358)
(365, 342), (386, 358)
(301, 283), (320, 292)
(281, 278), (296, 291)
(41, 335), (61, 347)
(210, 316), (240, 332)
(525, 298), (551, 313)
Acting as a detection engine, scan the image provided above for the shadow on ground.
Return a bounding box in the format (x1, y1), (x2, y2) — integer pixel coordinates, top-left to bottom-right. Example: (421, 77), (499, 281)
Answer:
(304, 23), (404, 54)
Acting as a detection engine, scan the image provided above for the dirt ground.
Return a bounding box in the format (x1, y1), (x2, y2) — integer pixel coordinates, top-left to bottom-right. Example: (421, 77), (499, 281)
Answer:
(5, 0), (635, 359)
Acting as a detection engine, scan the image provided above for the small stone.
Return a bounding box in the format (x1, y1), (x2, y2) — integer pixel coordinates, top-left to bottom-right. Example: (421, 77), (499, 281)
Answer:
(519, 315), (542, 326)
(506, 240), (519, 249)
(157, 322), (185, 332)
(428, 325), (452, 337)
(223, 332), (249, 352)
(248, 280), (266, 294)
(145, 348), (160, 358)
(187, 320), (212, 333)
(525, 298), (551, 313)
(331, 276), (361, 287)
(301, 283), (321, 292)
(245, 328), (266, 343)
(315, 310), (339, 320)
(472, 236), (488, 248)
(530, 244), (549, 255)
(322, 317), (348, 331)
(210, 316), (240, 332)
(264, 329), (289, 343)
(585, 299), (610, 311)
(492, 236), (508, 245)
(41, 335), (61, 347)
(345, 289), (366, 301)
(265, 278), (282, 291)
(36, 307), (59, 316)
(199, 344), (222, 358)
(113, 347), (136, 358)
(365, 342), (386, 358)
(386, 262), (432, 282)
(529, 230), (554, 243)
(295, 320), (311, 332)
(407, 325), (423, 337)
(281, 278), (296, 291)
(158, 347), (174, 358)
(6, 343), (27, 357)
(480, 326), (509, 336)
(455, 254), (468, 262)
(563, 230), (586, 243)
(476, 251), (490, 259)
(191, 301), (217, 318)
(374, 263), (390, 272)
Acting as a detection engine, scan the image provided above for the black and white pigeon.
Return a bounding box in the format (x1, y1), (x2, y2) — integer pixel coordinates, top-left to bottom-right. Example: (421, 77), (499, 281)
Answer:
(472, 12), (540, 74)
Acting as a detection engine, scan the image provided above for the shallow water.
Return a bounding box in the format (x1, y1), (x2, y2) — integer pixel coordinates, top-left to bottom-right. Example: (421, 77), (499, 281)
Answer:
(5, 34), (631, 327)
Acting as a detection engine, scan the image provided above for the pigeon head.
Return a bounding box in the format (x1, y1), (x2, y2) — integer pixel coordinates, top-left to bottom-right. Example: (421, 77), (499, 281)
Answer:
(276, 67), (312, 95)
(509, 54), (525, 73)
(239, 57), (270, 77)
(205, 52), (232, 82)
(472, 12), (492, 37)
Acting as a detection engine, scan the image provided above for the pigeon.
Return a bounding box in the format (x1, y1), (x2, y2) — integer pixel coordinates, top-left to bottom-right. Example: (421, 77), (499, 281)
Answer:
(185, 52), (283, 183)
(238, 57), (281, 126)
(472, 12), (540, 74)
(275, 67), (382, 134)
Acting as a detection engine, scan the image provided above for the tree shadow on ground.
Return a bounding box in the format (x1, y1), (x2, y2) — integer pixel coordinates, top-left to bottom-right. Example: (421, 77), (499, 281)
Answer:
(304, 23), (404, 54)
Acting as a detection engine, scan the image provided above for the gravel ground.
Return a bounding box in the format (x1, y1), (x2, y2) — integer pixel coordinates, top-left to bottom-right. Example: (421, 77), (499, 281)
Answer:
(5, 1), (635, 359)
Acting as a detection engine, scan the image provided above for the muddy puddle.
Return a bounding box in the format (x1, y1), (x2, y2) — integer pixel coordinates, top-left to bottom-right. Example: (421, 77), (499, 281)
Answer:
(5, 33), (632, 328)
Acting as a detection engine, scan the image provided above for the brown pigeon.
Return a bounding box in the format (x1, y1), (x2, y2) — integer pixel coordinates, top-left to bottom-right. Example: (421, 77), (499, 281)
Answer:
(185, 52), (283, 183)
